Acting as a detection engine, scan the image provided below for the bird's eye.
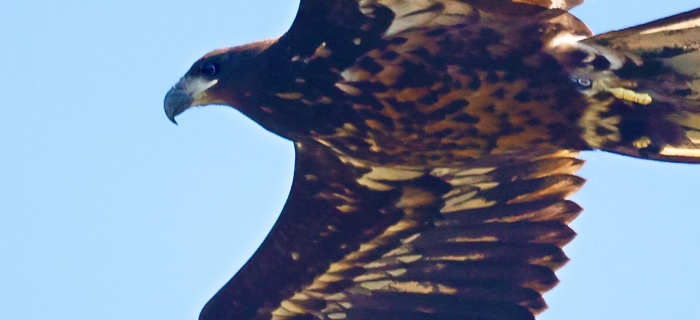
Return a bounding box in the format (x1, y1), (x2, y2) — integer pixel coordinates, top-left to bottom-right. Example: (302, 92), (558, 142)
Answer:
(199, 62), (218, 76)
(576, 78), (592, 88)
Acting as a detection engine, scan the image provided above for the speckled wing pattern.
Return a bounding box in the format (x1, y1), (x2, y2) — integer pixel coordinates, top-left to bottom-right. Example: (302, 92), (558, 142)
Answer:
(257, 0), (592, 166)
(200, 1), (587, 319)
(201, 141), (583, 320)
(162, 1), (700, 320)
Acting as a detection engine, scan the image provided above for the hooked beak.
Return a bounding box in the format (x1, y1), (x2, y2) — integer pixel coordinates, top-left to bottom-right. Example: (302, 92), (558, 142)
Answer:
(164, 77), (219, 124)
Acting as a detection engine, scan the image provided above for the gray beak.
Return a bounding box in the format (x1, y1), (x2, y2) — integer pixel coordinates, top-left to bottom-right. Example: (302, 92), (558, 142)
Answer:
(163, 77), (219, 124)
(164, 84), (193, 124)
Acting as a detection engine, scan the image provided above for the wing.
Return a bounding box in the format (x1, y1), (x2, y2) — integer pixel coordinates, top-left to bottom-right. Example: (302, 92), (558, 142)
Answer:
(582, 8), (700, 55)
(199, 141), (584, 320)
(577, 8), (700, 162)
(269, 0), (589, 70)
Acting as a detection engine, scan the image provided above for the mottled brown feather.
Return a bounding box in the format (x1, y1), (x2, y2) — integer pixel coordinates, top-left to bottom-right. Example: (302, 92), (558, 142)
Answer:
(163, 1), (700, 320)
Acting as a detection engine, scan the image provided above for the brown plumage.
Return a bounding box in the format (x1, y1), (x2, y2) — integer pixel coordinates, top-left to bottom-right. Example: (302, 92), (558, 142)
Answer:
(164, 1), (700, 319)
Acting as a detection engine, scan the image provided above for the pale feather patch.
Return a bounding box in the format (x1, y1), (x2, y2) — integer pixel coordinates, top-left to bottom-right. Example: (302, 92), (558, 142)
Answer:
(659, 146), (700, 158)
(355, 178), (393, 191)
(356, 166), (424, 191)
(432, 166), (501, 213)
(358, 280), (458, 294)
(271, 307), (296, 318)
(432, 167), (496, 177)
(335, 82), (363, 96)
(275, 92), (304, 100)
(640, 20), (700, 35)
(546, 32), (587, 52)
(665, 51), (700, 78)
(373, 0), (477, 36)
(353, 271), (388, 282)
(549, 0), (567, 9)
(280, 300), (306, 314)
(377, 0), (440, 30)
(363, 166), (425, 181)
(183, 77), (219, 103)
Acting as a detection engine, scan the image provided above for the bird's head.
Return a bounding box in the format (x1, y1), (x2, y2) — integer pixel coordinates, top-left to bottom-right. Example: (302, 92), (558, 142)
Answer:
(164, 40), (276, 124)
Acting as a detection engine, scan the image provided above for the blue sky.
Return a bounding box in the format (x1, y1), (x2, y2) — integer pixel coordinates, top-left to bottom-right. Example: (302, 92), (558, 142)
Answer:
(1, 1), (699, 319)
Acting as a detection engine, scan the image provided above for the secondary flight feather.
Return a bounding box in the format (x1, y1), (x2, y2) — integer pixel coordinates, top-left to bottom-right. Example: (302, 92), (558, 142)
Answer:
(164, 1), (700, 319)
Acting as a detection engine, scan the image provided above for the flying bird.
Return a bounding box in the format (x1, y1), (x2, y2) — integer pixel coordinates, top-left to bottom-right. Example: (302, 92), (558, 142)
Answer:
(165, 1), (700, 319)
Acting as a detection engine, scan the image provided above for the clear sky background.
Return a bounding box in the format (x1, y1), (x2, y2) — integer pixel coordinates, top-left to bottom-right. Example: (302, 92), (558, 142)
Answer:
(2, 1), (699, 319)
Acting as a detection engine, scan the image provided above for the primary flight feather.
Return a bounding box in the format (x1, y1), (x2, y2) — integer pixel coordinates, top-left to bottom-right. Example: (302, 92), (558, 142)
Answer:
(165, 1), (700, 319)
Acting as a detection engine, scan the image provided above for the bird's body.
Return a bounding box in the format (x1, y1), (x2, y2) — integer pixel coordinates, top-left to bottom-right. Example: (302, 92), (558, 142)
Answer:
(165, 1), (700, 319)
(274, 7), (592, 167)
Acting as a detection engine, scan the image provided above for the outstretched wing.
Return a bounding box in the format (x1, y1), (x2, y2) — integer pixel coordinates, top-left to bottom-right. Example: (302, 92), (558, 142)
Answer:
(200, 140), (394, 319)
(198, 1), (589, 319)
(200, 141), (584, 320)
(582, 8), (700, 54)
(166, 1), (700, 319)
(270, 0), (589, 70)
(577, 8), (700, 163)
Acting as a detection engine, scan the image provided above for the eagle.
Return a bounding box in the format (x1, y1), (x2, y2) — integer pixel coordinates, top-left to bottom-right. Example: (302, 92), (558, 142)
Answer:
(165, 1), (700, 319)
